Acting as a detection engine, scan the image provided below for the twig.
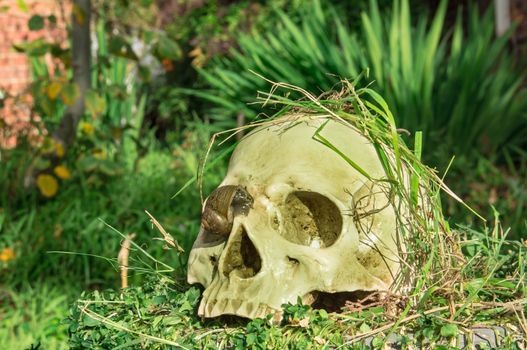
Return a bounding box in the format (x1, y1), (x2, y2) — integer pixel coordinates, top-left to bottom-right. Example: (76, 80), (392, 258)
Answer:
(145, 210), (184, 253)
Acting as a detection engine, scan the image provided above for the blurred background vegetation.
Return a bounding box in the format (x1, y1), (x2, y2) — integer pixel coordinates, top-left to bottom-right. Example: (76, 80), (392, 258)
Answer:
(0, 0), (526, 348)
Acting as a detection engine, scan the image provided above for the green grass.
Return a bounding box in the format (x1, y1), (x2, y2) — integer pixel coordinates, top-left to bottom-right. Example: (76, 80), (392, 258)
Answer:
(0, 285), (69, 350)
(0, 124), (227, 348)
(4, 1), (525, 348)
(64, 219), (526, 349)
(66, 83), (527, 349)
(2, 162), (190, 288)
(444, 153), (527, 240)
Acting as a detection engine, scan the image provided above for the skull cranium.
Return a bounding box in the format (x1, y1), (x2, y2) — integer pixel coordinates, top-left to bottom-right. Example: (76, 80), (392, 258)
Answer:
(187, 115), (405, 319)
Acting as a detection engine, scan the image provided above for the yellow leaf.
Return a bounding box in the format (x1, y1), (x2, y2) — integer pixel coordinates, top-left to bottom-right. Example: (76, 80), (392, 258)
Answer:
(54, 165), (71, 180)
(36, 174), (59, 198)
(314, 336), (326, 345)
(80, 122), (94, 135)
(0, 247), (15, 262)
(189, 47), (205, 68)
(54, 142), (65, 158)
(47, 81), (62, 100)
(92, 149), (107, 160)
(85, 90), (106, 117)
(188, 46), (202, 58)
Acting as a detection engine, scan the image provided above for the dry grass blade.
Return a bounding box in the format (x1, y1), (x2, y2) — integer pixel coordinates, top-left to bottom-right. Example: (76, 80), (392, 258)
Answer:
(145, 210), (185, 253)
(341, 299), (527, 346)
(78, 303), (191, 349)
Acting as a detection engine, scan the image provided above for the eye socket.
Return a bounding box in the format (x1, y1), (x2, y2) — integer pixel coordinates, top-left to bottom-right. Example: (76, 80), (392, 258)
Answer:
(281, 191), (342, 248)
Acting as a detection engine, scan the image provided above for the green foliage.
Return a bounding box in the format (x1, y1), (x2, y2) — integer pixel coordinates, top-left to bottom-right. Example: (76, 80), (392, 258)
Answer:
(28, 14), (44, 31)
(143, 0), (306, 137)
(13, 0), (192, 149)
(0, 123), (226, 347)
(67, 278), (202, 349)
(0, 286), (69, 350)
(63, 221), (526, 349)
(445, 153), (527, 240)
(161, 0), (297, 66)
(2, 1), (527, 349)
(155, 35), (182, 61)
(10, 12), (153, 199)
(197, 0), (527, 162)
(281, 298), (311, 324)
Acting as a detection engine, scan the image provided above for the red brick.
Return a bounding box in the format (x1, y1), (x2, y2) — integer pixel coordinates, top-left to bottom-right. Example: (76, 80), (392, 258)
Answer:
(0, 0), (69, 148)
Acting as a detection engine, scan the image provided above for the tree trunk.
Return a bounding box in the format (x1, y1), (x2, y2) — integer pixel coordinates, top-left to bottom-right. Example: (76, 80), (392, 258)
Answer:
(53, 0), (91, 147)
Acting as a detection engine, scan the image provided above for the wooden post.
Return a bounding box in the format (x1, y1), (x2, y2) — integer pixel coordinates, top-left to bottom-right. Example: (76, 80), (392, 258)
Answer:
(495, 0), (511, 36)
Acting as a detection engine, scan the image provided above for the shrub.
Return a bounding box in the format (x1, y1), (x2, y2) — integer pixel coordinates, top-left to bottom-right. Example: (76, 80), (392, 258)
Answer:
(195, 0), (527, 164)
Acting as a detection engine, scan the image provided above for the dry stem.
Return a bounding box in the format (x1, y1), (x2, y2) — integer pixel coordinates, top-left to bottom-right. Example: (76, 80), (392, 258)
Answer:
(145, 210), (184, 253)
(117, 233), (136, 288)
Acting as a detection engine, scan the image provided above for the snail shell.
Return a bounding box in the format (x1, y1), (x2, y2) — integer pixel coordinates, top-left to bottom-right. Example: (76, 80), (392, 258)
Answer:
(202, 185), (253, 236)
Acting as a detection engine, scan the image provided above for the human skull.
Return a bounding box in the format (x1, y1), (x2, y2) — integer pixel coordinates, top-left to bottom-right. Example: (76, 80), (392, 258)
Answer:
(187, 115), (405, 319)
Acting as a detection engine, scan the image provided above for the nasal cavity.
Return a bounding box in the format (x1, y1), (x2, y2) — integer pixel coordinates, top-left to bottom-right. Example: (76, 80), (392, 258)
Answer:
(222, 227), (262, 279)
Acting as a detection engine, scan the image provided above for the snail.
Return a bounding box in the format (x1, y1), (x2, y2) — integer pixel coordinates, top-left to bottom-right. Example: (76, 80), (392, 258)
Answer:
(202, 185), (253, 237)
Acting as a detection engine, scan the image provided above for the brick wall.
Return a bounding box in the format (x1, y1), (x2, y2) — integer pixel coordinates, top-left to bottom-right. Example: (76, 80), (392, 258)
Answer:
(0, 0), (68, 148)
